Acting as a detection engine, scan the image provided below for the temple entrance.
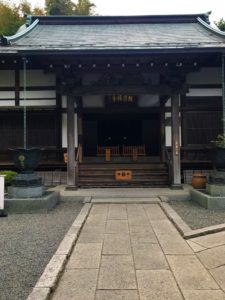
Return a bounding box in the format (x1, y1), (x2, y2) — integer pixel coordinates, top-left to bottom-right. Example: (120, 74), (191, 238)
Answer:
(83, 113), (160, 157)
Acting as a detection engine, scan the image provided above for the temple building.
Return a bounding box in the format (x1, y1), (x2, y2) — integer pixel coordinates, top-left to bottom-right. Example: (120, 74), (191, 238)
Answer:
(0, 13), (225, 188)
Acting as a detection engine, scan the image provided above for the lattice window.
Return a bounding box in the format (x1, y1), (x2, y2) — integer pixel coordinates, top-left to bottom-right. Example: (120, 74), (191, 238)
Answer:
(184, 111), (222, 145)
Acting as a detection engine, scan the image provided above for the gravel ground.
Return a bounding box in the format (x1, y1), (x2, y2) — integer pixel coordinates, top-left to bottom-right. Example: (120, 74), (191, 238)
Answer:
(0, 201), (83, 300)
(169, 200), (225, 230)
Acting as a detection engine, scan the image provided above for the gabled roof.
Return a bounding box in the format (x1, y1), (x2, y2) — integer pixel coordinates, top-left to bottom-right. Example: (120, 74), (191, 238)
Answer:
(0, 13), (225, 54)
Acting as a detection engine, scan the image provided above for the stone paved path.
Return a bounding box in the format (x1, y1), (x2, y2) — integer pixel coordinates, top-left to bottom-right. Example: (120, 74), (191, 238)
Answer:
(51, 204), (225, 300)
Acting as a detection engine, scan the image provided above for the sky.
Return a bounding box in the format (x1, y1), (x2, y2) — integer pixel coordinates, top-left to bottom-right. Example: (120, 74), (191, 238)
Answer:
(22, 0), (225, 23)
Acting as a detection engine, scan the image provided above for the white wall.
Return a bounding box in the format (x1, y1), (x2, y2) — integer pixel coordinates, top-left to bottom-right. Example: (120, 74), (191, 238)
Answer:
(138, 95), (159, 107)
(62, 113), (78, 148)
(0, 70), (15, 87)
(187, 88), (222, 97)
(19, 70), (56, 86)
(186, 67), (221, 84)
(83, 95), (104, 108)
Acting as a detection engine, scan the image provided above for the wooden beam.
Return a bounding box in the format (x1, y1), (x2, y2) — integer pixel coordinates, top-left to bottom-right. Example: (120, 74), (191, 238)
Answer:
(71, 84), (186, 96)
(66, 91), (77, 189)
(171, 93), (182, 189)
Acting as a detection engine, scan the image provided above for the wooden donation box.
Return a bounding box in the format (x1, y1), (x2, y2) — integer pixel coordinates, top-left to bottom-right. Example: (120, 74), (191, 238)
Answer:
(115, 170), (133, 181)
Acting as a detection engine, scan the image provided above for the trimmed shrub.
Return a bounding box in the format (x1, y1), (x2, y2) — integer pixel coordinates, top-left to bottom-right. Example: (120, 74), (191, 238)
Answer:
(0, 170), (17, 186)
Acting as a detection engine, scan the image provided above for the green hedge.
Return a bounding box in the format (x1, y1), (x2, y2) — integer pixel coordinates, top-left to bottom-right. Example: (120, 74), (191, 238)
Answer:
(0, 170), (17, 185)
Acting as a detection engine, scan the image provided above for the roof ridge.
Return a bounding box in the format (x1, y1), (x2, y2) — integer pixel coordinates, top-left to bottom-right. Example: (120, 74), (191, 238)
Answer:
(0, 19), (39, 46)
(28, 13), (210, 26)
(197, 17), (225, 39)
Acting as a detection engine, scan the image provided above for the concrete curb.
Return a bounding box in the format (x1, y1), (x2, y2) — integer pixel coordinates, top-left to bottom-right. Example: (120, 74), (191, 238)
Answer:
(91, 197), (160, 204)
(27, 203), (92, 300)
(159, 202), (225, 239)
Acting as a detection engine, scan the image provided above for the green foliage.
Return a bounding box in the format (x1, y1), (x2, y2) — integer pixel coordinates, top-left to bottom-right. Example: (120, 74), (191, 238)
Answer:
(45, 0), (74, 15)
(74, 0), (96, 16)
(45, 0), (96, 15)
(0, 170), (17, 185)
(0, 1), (24, 35)
(211, 134), (225, 148)
(0, 0), (45, 36)
(215, 18), (225, 32)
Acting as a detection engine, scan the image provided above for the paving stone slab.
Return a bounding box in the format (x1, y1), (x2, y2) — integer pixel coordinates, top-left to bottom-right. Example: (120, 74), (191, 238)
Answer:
(191, 232), (225, 249)
(137, 269), (183, 300)
(90, 204), (109, 215)
(210, 265), (225, 291)
(51, 269), (98, 300)
(127, 204), (147, 217)
(85, 214), (107, 226)
(130, 230), (158, 244)
(108, 204), (127, 220)
(167, 255), (219, 290)
(182, 289), (225, 300)
(81, 224), (106, 233)
(144, 204), (167, 221)
(66, 243), (102, 269)
(187, 240), (207, 253)
(151, 220), (193, 254)
(105, 220), (129, 234)
(77, 231), (105, 243)
(103, 234), (132, 255)
(98, 255), (136, 290)
(95, 290), (139, 300)
(128, 215), (150, 226)
(132, 243), (169, 270)
(197, 245), (225, 269)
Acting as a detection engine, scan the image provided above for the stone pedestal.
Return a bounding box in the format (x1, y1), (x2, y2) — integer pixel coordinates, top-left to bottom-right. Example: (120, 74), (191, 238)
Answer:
(191, 174), (225, 209)
(206, 183), (225, 196)
(8, 172), (43, 199)
(209, 170), (225, 184)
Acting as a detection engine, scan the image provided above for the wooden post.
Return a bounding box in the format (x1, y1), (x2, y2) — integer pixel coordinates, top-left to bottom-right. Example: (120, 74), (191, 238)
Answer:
(160, 98), (166, 162)
(66, 91), (77, 189)
(171, 93), (182, 189)
(222, 55), (225, 135)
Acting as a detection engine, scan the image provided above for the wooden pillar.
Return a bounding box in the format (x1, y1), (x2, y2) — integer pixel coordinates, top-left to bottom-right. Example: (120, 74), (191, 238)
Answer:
(56, 77), (62, 150)
(15, 66), (20, 107)
(160, 98), (166, 162)
(171, 93), (182, 189)
(222, 54), (225, 134)
(66, 91), (77, 189)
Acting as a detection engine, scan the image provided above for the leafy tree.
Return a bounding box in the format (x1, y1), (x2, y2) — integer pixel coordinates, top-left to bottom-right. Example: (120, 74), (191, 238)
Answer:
(74, 0), (96, 16)
(215, 18), (225, 31)
(0, 0), (45, 36)
(0, 1), (23, 36)
(45, 0), (96, 16)
(45, 0), (75, 15)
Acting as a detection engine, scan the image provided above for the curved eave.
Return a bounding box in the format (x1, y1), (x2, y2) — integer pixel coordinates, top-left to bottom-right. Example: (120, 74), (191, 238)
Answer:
(1, 47), (225, 56)
(197, 17), (225, 39)
(4, 19), (39, 44)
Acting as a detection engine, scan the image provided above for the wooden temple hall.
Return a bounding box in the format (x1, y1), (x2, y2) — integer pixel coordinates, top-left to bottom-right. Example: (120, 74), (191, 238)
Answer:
(0, 13), (225, 188)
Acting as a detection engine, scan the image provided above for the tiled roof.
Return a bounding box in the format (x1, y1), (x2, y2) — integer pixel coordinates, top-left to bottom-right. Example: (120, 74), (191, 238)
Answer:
(1, 14), (225, 52)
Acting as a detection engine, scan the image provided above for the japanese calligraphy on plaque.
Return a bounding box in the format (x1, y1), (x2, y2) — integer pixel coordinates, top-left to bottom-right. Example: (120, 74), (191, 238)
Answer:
(105, 95), (137, 106)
